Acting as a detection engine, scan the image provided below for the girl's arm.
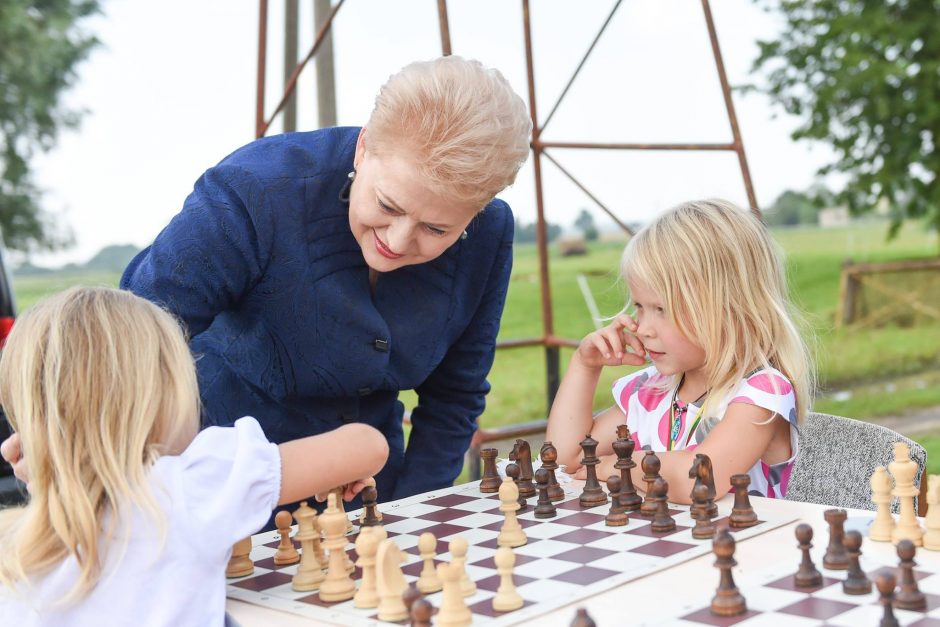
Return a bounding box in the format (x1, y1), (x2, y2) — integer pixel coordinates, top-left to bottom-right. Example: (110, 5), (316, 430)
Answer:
(277, 423), (390, 505)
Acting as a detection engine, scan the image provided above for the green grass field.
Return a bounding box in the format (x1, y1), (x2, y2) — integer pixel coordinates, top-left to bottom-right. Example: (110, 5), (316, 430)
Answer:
(11, 219), (940, 469)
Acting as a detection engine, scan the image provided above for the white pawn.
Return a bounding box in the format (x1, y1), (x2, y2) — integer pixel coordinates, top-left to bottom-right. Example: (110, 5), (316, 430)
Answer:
(416, 532), (443, 593)
(353, 527), (380, 608)
(497, 476), (527, 548)
(870, 466), (895, 542)
(318, 493), (356, 601)
(436, 561), (472, 627)
(890, 442), (924, 546)
(924, 475), (940, 550)
(375, 538), (408, 622)
(449, 537), (476, 597)
(273, 510), (300, 565)
(492, 545), (523, 612)
(332, 486), (354, 534)
(226, 536), (254, 578)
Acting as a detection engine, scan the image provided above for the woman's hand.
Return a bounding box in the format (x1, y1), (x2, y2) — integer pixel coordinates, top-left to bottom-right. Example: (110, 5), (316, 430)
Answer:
(575, 314), (647, 370)
(1, 433), (29, 489)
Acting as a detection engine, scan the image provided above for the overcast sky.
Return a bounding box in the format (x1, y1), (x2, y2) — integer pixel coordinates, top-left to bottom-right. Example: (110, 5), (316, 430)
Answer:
(28, 0), (835, 267)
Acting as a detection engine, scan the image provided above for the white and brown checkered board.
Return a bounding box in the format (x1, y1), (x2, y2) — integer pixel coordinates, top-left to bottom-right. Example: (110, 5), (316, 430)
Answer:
(654, 518), (940, 627)
(226, 480), (795, 626)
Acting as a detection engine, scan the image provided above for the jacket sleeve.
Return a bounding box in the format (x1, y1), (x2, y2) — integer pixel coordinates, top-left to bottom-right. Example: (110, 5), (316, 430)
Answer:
(392, 207), (514, 499)
(120, 164), (275, 337)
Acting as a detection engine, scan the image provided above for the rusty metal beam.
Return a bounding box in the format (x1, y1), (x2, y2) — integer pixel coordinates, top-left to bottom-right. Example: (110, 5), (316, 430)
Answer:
(542, 150), (634, 236)
(437, 0), (452, 56)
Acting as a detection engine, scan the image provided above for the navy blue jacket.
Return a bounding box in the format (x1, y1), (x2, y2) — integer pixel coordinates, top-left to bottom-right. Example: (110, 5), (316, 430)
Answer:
(121, 127), (513, 501)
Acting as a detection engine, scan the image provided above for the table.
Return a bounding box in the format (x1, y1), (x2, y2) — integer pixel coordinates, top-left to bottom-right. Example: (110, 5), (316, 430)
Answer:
(227, 482), (940, 626)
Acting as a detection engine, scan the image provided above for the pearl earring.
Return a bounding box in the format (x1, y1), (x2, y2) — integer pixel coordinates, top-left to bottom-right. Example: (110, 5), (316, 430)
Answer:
(460, 230), (468, 240)
(347, 170), (356, 181)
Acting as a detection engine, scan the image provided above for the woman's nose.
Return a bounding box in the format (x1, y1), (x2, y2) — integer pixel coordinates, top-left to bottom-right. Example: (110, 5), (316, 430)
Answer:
(384, 219), (415, 253)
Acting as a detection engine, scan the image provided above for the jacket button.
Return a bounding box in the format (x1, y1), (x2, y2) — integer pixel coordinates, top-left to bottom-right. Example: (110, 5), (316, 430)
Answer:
(374, 338), (389, 352)
(358, 387), (372, 396)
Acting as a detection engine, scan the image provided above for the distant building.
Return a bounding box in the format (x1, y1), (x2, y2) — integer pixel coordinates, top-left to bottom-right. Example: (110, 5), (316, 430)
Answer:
(818, 206), (851, 228)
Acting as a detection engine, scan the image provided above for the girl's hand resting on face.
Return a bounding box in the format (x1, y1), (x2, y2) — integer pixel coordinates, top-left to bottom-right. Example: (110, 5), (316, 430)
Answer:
(576, 314), (648, 369)
(0, 433), (29, 490)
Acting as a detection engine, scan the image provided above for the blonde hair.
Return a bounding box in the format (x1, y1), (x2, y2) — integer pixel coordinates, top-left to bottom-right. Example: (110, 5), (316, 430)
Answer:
(0, 287), (200, 602)
(366, 55), (532, 209)
(621, 199), (814, 422)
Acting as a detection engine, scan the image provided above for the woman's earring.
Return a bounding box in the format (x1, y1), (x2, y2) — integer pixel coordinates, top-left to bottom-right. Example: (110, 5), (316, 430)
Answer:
(347, 170), (356, 181)
(460, 230), (468, 240)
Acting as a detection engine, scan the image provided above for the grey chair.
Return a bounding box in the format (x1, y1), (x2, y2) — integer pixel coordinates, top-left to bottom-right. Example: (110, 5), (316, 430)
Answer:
(786, 412), (928, 514)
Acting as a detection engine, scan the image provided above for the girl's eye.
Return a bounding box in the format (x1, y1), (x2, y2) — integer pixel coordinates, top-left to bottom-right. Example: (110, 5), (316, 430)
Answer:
(656, 307), (665, 315)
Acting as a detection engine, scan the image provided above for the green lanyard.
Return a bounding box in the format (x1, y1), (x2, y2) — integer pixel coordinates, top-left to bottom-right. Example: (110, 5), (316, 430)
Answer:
(668, 398), (706, 451)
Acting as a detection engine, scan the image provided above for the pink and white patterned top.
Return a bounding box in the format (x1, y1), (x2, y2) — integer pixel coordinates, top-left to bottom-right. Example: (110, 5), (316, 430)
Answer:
(611, 365), (799, 498)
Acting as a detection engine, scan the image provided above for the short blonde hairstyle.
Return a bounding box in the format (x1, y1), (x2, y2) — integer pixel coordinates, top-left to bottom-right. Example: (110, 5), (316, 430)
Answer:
(621, 199), (814, 423)
(0, 287), (200, 602)
(366, 55), (532, 209)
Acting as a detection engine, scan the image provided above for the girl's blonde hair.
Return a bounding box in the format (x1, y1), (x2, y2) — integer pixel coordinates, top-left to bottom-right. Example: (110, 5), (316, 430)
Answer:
(0, 287), (200, 602)
(621, 199), (814, 422)
(366, 55), (532, 209)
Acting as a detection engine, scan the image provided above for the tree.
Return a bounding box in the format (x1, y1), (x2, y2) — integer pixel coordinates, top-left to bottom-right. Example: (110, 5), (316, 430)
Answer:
(749, 1), (940, 242)
(574, 208), (598, 241)
(514, 218), (561, 244)
(0, 0), (100, 252)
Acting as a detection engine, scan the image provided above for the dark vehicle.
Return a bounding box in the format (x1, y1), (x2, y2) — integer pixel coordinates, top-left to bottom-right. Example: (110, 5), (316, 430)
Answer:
(0, 237), (21, 505)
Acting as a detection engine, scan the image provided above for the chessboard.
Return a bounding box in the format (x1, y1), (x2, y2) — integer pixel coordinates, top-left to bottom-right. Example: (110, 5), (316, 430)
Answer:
(226, 479), (796, 626)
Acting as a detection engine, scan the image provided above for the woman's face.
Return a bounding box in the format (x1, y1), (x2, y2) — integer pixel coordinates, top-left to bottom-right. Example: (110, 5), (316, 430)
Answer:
(349, 130), (481, 273)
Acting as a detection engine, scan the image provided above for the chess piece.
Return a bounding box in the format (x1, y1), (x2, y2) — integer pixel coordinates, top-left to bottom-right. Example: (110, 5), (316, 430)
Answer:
(570, 607), (597, 627)
(650, 477), (676, 533)
(506, 462), (528, 513)
(437, 561), (472, 627)
(292, 501), (326, 591)
(614, 425), (642, 512)
(924, 474), (940, 550)
(491, 545), (524, 612)
(890, 442), (924, 546)
(540, 441), (565, 502)
(876, 572), (900, 627)
(410, 597), (434, 627)
(416, 532), (443, 593)
(870, 466), (896, 542)
(691, 484), (716, 540)
(480, 448), (501, 493)
(318, 493), (356, 602)
(534, 467), (557, 518)
(842, 530), (872, 595)
(793, 523), (822, 588)
(360, 484), (381, 527)
(354, 527), (380, 608)
(894, 539), (927, 611)
(512, 439), (537, 498)
(823, 508), (849, 570)
(729, 474), (758, 529)
(691, 453), (719, 519)
(710, 529), (746, 616)
(376, 537), (409, 622)
(332, 486), (354, 535)
(226, 536), (254, 578)
(605, 475), (628, 527)
(273, 510), (301, 565)
(639, 450), (661, 517)
(402, 584), (422, 622)
(578, 434), (607, 507)
(497, 475), (527, 548)
(358, 476), (382, 523)
(449, 537), (477, 597)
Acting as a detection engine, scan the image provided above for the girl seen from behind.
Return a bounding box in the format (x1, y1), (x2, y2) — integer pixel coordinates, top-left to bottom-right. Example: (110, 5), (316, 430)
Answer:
(546, 199), (814, 502)
(0, 287), (388, 626)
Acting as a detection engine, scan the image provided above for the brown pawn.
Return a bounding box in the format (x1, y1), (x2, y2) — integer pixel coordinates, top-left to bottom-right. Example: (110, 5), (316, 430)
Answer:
(895, 539), (927, 611)
(613, 425), (642, 512)
(410, 597), (434, 627)
(512, 439), (537, 498)
(360, 485), (381, 527)
(793, 523), (822, 588)
(651, 477), (676, 533)
(402, 584), (421, 618)
(539, 441), (565, 502)
(605, 475), (628, 526)
(273, 510), (301, 565)
(842, 530), (871, 595)
(710, 529), (746, 616)
(506, 462), (528, 513)
(534, 467), (557, 519)
(691, 484), (717, 540)
(639, 450), (661, 518)
(728, 474), (758, 529)
(822, 509), (849, 570)
(479, 448), (501, 493)
(876, 572), (900, 627)
(578, 434), (607, 508)
(570, 607), (597, 627)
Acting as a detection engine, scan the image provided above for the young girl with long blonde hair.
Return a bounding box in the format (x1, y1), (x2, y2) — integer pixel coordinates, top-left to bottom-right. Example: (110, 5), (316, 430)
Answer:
(547, 199), (813, 501)
(0, 287), (388, 625)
